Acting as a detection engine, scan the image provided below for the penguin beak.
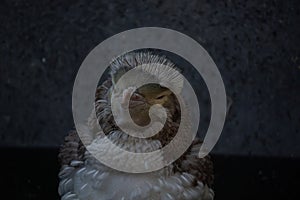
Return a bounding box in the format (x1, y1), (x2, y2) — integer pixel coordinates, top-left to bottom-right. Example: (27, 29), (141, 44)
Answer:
(129, 92), (146, 108)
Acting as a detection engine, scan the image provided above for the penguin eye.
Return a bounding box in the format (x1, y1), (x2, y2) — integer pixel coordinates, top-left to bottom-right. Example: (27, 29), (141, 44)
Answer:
(156, 95), (165, 100)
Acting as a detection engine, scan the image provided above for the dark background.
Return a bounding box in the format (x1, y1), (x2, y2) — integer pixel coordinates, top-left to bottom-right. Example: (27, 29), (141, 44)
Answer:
(0, 0), (299, 199)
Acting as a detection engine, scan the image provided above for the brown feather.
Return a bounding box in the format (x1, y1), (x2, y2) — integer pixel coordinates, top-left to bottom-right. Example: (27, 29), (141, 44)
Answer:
(58, 130), (85, 166)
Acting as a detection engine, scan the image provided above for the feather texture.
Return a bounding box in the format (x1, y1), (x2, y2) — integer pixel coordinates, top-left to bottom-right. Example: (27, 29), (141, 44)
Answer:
(58, 51), (214, 200)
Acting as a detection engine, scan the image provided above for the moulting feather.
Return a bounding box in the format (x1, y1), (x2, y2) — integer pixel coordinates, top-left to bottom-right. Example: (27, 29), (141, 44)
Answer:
(58, 51), (214, 200)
